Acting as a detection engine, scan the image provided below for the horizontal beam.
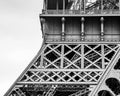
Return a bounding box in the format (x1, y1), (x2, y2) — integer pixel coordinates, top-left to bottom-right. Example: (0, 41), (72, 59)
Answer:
(45, 41), (120, 44)
(17, 82), (98, 85)
(40, 13), (120, 17)
(28, 69), (104, 71)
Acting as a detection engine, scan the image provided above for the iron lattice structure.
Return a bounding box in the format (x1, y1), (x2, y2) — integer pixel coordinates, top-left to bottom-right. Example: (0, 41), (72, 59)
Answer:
(5, 0), (120, 96)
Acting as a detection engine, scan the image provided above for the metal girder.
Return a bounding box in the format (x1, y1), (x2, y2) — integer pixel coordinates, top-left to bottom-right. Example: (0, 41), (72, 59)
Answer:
(5, 43), (120, 96)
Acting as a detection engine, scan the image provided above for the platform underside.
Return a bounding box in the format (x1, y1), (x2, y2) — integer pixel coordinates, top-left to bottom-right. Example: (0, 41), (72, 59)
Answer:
(9, 84), (91, 96)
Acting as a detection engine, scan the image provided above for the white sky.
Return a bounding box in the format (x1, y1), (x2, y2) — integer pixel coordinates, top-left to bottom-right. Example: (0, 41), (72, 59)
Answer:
(0, 0), (43, 95)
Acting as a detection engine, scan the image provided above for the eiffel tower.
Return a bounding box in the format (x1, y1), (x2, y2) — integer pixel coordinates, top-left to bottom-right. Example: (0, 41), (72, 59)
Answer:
(5, 0), (120, 96)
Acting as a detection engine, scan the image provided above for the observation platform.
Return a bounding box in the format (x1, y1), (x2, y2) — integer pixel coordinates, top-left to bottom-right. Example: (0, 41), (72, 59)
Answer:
(41, 0), (120, 17)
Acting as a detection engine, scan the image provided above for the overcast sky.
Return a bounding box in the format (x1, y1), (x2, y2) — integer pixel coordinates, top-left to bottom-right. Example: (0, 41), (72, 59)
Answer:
(0, 0), (43, 95)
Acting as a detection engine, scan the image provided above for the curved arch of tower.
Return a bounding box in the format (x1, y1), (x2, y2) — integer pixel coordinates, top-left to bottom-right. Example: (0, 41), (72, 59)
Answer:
(5, 0), (120, 96)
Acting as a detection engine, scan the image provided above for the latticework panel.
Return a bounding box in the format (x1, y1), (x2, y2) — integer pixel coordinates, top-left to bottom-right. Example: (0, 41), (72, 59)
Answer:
(31, 44), (119, 69)
(9, 85), (26, 96)
(19, 44), (119, 84)
(20, 70), (102, 83)
(5, 43), (120, 96)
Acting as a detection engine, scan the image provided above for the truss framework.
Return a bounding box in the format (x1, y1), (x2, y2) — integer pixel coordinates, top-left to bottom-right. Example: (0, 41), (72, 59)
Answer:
(5, 43), (120, 96)
(19, 44), (119, 83)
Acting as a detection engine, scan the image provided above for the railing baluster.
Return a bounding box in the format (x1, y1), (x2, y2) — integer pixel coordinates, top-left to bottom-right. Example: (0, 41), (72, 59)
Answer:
(81, 17), (85, 41)
(100, 17), (104, 41)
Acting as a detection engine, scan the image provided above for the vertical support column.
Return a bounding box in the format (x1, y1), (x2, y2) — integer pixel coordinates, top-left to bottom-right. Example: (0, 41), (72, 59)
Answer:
(43, 0), (45, 10)
(43, 0), (47, 14)
(40, 18), (46, 41)
(80, 0), (81, 13)
(84, 0), (86, 14)
(81, 17), (85, 41)
(101, 0), (103, 14)
(40, 18), (47, 69)
(101, 44), (105, 69)
(73, 0), (75, 13)
(45, 0), (48, 14)
(119, 0), (120, 13)
(100, 17), (104, 41)
(61, 44), (64, 69)
(56, 0), (59, 13)
(63, 0), (65, 14)
(40, 45), (46, 68)
(81, 44), (84, 69)
(61, 17), (65, 41)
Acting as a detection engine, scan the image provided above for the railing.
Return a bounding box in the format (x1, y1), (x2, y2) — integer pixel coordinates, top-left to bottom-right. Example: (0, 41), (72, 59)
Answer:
(42, 9), (120, 15)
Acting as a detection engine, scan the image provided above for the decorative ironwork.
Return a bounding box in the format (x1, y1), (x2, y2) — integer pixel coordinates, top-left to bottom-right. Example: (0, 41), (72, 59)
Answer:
(30, 44), (119, 69)
(20, 70), (102, 83)
(9, 87), (26, 96)
(5, 42), (120, 96)
(68, 88), (90, 96)
(43, 85), (57, 96)
(18, 44), (119, 84)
